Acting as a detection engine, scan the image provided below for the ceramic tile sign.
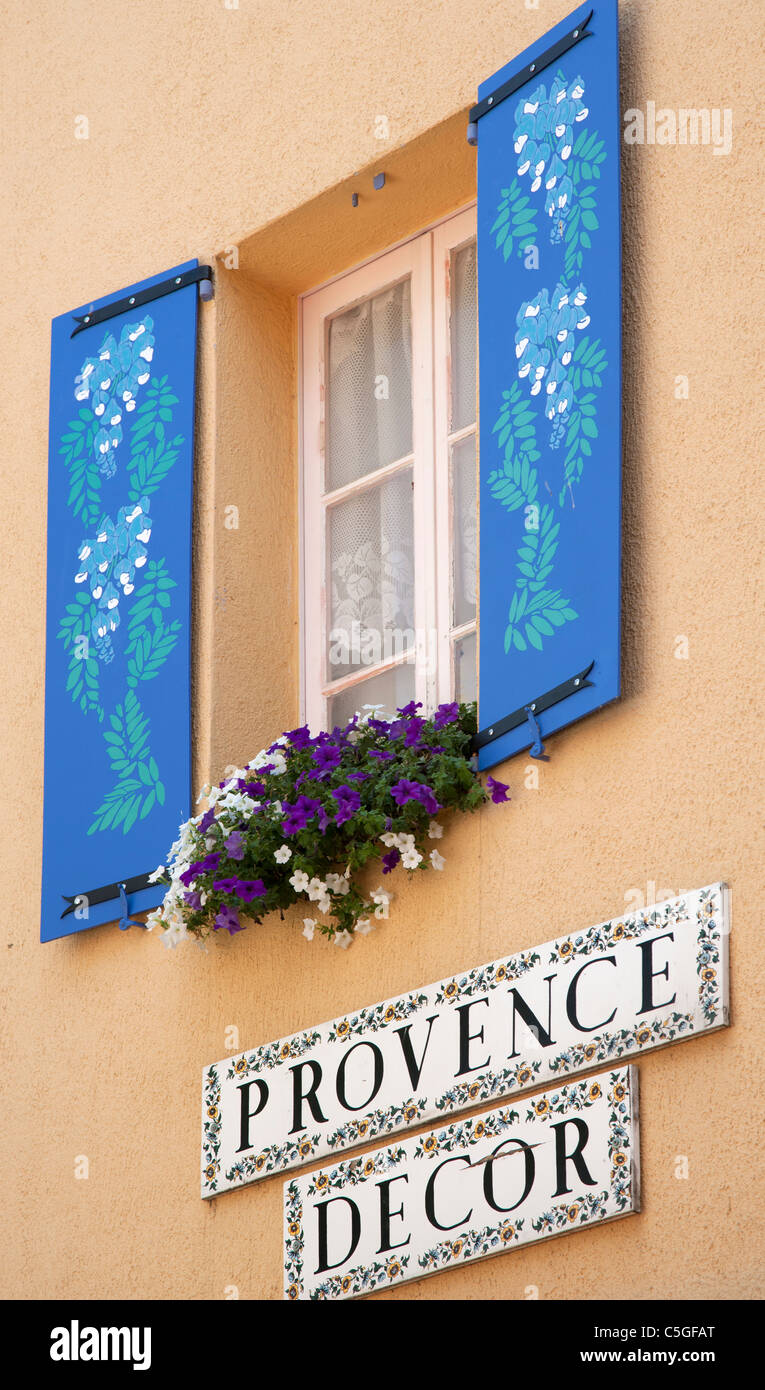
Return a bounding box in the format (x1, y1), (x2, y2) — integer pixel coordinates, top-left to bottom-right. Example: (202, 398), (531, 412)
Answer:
(284, 1065), (639, 1300)
(202, 883), (727, 1196)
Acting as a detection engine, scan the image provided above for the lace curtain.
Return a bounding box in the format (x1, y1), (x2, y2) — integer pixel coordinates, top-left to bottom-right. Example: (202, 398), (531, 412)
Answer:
(326, 281), (415, 681)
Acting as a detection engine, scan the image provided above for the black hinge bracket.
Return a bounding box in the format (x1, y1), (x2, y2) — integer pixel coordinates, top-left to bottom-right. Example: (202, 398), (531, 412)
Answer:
(70, 264), (214, 338)
(468, 9), (593, 133)
(60, 870), (155, 920)
(472, 660), (595, 754)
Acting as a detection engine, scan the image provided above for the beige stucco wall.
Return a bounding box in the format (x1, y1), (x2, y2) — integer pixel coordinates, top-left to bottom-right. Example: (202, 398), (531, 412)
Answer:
(1, 0), (763, 1301)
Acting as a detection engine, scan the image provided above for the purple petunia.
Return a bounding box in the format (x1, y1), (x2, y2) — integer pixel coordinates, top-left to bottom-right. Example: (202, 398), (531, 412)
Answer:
(198, 806), (217, 835)
(389, 778), (441, 816)
(434, 701), (460, 731)
(187, 852), (221, 881)
(282, 795), (323, 835)
(213, 877), (240, 893)
(347, 771), (369, 781)
(214, 904), (243, 935)
(224, 830), (245, 860)
(312, 744), (342, 776)
(234, 879), (266, 902)
(284, 726), (314, 750)
(183, 890), (203, 910)
(382, 848), (401, 874)
(332, 784), (361, 826)
(369, 749), (395, 760)
(486, 776), (510, 804)
(397, 700), (423, 718)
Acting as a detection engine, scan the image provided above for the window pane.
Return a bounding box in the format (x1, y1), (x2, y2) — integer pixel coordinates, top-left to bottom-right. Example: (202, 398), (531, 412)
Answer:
(451, 434), (477, 628)
(326, 278), (413, 491)
(454, 630), (476, 705)
(450, 241), (477, 432)
(327, 467), (415, 680)
(328, 662), (416, 730)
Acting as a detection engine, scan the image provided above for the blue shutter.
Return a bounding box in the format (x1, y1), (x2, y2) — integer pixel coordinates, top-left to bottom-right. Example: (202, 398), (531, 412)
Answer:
(474, 1), (621, 769)
(42, 261), (207, 940)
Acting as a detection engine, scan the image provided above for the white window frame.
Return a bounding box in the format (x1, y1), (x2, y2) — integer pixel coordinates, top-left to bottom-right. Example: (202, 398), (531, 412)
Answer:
(300, 204), (477, 732)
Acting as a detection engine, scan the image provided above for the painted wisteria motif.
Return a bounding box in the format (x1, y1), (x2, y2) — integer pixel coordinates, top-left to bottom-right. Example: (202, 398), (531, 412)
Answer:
(56, 317), (185, 835)
(489, 69), (609, 656)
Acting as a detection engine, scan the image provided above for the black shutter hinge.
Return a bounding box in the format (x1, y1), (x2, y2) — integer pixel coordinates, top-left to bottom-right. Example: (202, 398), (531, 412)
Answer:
(472, 660), (595, 755)
(70, 264), (214, 338)
(467, 9), (593, 144)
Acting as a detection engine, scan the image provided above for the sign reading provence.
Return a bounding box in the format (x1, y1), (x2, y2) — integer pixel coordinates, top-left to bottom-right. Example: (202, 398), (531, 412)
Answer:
(284, 1066), (639, 1300)
(202, 884), (728, 1195)
(41, 261), (204, 941)
(473, 0), (622, 768)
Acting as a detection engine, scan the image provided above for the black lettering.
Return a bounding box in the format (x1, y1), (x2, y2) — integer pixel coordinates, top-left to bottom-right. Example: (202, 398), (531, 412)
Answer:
(637, 933), (677, 1015)
(508, 975), (557, 1056)
(551, 1117), (597, 1196)
(289, 1060), (328, 1135)
(394, 1014), (438, 1089)
(565, 957), (617, 1033)
(424, 1155), (473, 1231)
(376, 1174), (410, 1253)
(455, 998), (490, 1076)
(236, 1079), (268, 1153)
(315, 1196), (361, 1274)
(483, 1138), (536, 1212)
(336, 1040), (384, 1112)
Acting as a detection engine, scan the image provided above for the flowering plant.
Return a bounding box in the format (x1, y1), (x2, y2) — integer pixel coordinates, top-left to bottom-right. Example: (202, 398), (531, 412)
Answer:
(147, 700), (509, 950)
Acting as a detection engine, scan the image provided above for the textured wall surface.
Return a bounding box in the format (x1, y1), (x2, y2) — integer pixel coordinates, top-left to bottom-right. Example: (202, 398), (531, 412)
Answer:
(1, 0), (763, 1301)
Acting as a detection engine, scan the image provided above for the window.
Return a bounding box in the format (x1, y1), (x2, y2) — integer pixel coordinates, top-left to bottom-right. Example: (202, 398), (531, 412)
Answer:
(301, 206), (477, 730)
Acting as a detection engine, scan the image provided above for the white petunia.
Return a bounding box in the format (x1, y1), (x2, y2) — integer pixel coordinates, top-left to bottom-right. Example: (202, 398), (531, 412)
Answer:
(148, 864), (166, 884)
(428, 820), (443, 839)
(317, 896), (332, 915)
(274, 844), (292, 864)
(325, 872), (349, 895)
(307, 876), (327, 902)
(355, 918), (374, 935)
(401, 849), (422, 870)
(430, 849), (446, 871)
(380, 832), (399, 848)
(290, 870), (310, 893)
(335, 930), (353, 949)
(302, 919), (316, 941)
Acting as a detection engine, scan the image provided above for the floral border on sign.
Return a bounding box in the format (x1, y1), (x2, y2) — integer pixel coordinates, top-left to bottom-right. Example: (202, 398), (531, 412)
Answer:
(284, 1068), (635, 1300)
(201, 1065), (222, 1192)
(208, 889), (723, 1196)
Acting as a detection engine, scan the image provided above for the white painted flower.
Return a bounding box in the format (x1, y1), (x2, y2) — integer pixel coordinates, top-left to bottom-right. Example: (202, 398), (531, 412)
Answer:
(428, 820), (443, 839)
(302, 918), (316, 941)
(355, 918), (374, 935)
(430, 849), (446, 871)
(274, 844), (292, 864)
(335, 930), (353, 949)
(290, 869), (310, 893)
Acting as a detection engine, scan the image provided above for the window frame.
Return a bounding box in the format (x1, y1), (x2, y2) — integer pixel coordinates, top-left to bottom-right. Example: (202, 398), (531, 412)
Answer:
(299, 203), (477, 732)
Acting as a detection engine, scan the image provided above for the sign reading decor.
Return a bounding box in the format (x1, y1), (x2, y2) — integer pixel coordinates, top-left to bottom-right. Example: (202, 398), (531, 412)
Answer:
(202, 884), (727, 1195)
(284, 1066), (639, 1300)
